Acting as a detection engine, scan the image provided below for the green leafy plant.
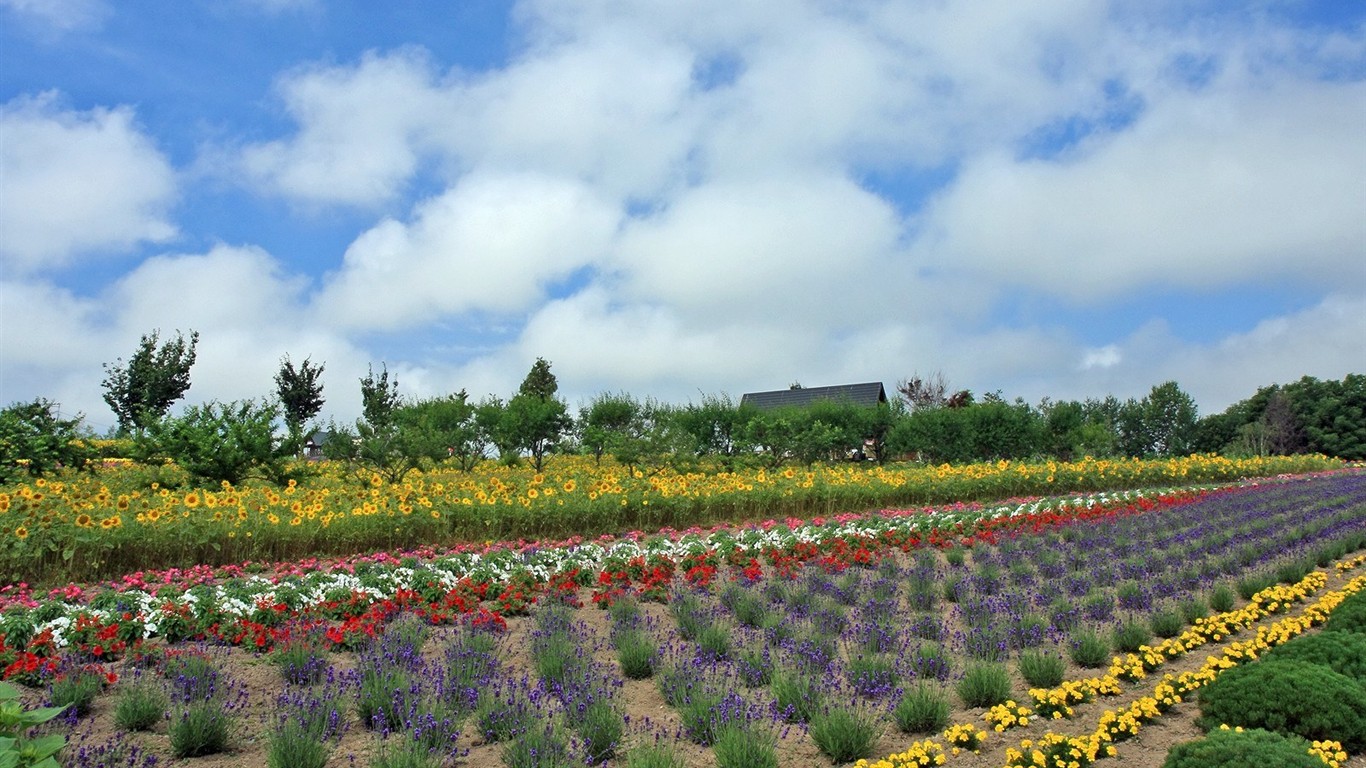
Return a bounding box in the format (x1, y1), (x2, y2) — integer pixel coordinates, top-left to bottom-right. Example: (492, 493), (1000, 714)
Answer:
(1196, 659), (1366, 751)
(371, 738), (442, 768)
(1149, 607), (1186, 639)
(0, 400), (93, 485)
(893, 682), (951, 735)
(1180, 597), (1209, 624)
(1324, 590), (1366, 634)
(1234, 572), (1276, 601)
(1112, 619), (1153, 653)
(267, 718), (329, 768)
(1208, 584), (1237, 613)
(0, 681), (68, 768)
(1069, 628), (1110, 668)
(168, 700), (232, 758)
(1161, 726), (1322, 768)
(957, 662), (1012, 708)
(614, 629), (656, 680)
(808, 703), (882, 763)
(575, 700), (624, 765)
(137, 399), (283, 487)
(621, 743), (685, 768)
(712, 724), (778, 768)
(500, 721), (573, 768)
(771, 671), (823, 724)
(1017, 649), (1066, 688)
(47, 667), (105, 717)
(1259, 631), (1366, 684)
(114, 681), (167, 731)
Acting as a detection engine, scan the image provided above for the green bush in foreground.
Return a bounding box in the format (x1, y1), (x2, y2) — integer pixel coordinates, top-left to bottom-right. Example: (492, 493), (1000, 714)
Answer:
(1259, 630), (1366, 684)
(957, 662), (1012, 709)
(893, 683), (951, 735)
(1323, 590), (1366, 634)
(1162, 727), (1322, 768)
(1196, 659), (1366, 752)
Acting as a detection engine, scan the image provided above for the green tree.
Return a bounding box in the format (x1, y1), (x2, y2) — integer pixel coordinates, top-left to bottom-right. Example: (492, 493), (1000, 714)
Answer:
(885, 406), (972, 463)
(1143, 381), (1198, 456)
(0, 400), (93, 483)
(474, 396), (518, 465)
(323, 364), (420, 483)
(138, 399), (281, 485)
(610, 399), (691, 475)
(274, 355), (325, 458)
(673, 395), (755, 468)
(737, 407), (803, 467)
(394, 391), (485, 471)
(519, 357), (559, 400)
(499, 359), (571, 472)
(360, 364), (401, 431)
(101, 329), (200, 434)
(579, 392), (641, 465)
(1284, 374), (1366, 459)
(885, 400), (1040, 464)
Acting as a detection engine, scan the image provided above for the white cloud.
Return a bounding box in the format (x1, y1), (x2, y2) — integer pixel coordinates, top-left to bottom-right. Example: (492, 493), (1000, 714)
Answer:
(1035, 293), (1366, 413)
(0, 0), (108, 34)
(1081, 345), (1122, 371)
(1163, 293), (1366, 412)
(918, 74), (1366, 301)
(450, 28), (698, 200)
(6, 3), (1364, 429)
(0, 93), (177, 272)
(241, 49), (451, 207)
(613, 173), (902, 325)
(314, 171), (620, 331)
(513, 287), (816, 402)
(0, 245), (376, 430)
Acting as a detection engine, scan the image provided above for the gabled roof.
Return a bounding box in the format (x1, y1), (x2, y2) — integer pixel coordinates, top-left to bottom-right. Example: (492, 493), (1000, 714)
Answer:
(740, 382), (887, 410)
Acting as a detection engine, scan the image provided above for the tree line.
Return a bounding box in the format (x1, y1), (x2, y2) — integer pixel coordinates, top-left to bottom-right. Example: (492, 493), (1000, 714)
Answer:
(1, 328), (1362, 486)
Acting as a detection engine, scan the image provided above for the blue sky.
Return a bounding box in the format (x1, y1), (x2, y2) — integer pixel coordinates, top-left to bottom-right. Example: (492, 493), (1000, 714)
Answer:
(2, 0), (1363, 433)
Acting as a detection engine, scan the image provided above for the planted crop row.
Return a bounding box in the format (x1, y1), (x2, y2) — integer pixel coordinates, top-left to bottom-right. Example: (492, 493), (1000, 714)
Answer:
(8, 471), (1364, 767)
(0, 453), (1338, 585)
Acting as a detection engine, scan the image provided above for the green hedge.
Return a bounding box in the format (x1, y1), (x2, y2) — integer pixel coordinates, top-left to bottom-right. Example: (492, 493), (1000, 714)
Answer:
(1196, 658), (1366, 751)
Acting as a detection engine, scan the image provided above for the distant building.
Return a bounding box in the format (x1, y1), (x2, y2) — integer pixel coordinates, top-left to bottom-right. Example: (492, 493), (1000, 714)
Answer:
(739, 382), (887, 411)
(739, 382), (888, 461)
(303, 430), (333, 461)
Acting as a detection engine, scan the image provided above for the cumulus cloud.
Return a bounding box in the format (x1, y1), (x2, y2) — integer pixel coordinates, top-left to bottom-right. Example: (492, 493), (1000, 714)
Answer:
(314, 171), (620, 331)
(241, 49), (451, 207)
(6, 3), (1364, 425)
(0, 93), (177, 272)
(613, 173), (902, 325)
(918, 75), (1366, 301)
(0, 245), (374, 430)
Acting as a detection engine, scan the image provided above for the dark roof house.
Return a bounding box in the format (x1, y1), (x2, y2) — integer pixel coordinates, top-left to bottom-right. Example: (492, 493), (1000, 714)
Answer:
(740, 382), (887, 410)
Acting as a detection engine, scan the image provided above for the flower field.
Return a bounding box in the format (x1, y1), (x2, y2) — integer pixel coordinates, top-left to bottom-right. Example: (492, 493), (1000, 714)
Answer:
(0, 452), (1338, 587)
(2, 467), (1364, 767)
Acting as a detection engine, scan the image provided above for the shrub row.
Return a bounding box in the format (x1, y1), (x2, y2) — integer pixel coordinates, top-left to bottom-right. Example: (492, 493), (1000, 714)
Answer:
(1165, 589), (1366, 766)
